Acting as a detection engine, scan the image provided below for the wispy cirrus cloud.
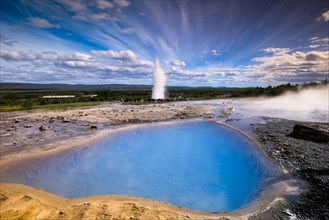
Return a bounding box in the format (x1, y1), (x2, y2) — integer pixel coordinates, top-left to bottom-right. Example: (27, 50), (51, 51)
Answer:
(309, 37), (329, 44)
(0, 35), (18, 47)
(27, 17), (61, 28)
(165, 59), (186, 67)
(308, 37), (329, 49)
(91, 49), (153, 66)
(121, 28), (137, 34)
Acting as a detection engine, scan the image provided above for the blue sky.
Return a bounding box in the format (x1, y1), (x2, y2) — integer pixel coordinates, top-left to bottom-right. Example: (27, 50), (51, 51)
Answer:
(0, 0), (328, 87)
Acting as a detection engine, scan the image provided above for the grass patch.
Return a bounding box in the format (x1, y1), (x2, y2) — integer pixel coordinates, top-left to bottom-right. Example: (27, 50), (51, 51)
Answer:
(36, 101), (102, 110)
(0, 105), (22, 112)
(0, 102), (102, 112)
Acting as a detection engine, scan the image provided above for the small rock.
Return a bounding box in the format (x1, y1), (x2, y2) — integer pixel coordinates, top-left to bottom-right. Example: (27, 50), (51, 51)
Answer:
(91, 125), (98, 130)
(21, 195), (32, 201)
(24, 124), (33, 128)
(62, 118), (71, 123)
(7, 126), (17, 132)
(39, 124), (47, 131)
(0, 194), (8, 202)
(49, 118), (56, 123)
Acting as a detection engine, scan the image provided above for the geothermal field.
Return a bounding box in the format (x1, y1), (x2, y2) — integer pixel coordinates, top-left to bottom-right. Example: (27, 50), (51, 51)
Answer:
(0, 84), (328, 219)
(1, 0), (329, 219)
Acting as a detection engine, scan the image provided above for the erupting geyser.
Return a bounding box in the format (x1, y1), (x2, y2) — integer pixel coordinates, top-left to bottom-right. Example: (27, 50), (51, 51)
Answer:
(152, 55), (166, 99)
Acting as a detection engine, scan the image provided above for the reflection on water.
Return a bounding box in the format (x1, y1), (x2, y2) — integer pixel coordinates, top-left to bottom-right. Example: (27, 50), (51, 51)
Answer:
(1, 121), (276, 212)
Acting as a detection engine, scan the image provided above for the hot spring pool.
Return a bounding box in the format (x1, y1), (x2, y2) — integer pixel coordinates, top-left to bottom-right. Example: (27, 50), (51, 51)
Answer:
(1, 121), (276, 212)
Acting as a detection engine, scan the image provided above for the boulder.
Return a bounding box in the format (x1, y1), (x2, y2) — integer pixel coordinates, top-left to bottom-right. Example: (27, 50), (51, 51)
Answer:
(39, 124), (47, 131)
(288, 124), (329, 143)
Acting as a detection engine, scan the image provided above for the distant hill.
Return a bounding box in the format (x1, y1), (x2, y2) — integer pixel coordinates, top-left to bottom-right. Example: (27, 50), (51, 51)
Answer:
(0, 83), (153, 91)
(0, 83), (204, 91)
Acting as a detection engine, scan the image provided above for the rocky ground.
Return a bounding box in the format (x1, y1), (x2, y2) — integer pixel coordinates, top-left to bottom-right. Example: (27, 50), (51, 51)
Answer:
(0, 102), (328, 220)
(250, 118), (329, 220)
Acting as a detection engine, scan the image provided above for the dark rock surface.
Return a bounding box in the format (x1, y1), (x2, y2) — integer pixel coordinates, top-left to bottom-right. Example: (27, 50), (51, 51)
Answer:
(90, 125), (98, 130)
(288, 123), (329, 143)
(250, 118), (329, 220)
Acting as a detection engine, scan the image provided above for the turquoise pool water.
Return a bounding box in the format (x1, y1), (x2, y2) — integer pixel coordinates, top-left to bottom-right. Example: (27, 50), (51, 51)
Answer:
(1, 121), (275, 212)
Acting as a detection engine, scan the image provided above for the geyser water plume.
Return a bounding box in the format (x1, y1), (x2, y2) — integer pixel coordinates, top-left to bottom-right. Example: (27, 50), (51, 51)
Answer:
(152, 55), (166, 99)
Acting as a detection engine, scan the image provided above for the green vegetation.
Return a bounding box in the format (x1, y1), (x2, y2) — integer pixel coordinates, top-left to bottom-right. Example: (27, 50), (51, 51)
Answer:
(0, 80), (327, 112)
(0, 102), (102, 112)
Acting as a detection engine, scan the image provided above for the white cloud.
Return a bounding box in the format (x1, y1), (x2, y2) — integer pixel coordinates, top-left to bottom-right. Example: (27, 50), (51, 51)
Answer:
(66, 52), (94, 61)
(0, 49), (154, 84)
(27, 17), (61, 29)
(95, 0), (113, 9)
(309, 37), (329, 44)
(317, 10), (329, 22)
(91, 49), (153, 67)
(113, 0), (130, 8)
(121, 28), (137, 34)
(211, 50), (220, 56)
(63, 60), (95, 68)
(55, 0), (125, 21)
(323, 10), (329, 21)
(165, 59), (186, 67)
(308, 37), (329, 49)
(308, 45), (320, 49)
(246, 49), (329, 83)
(0, 50), (93, 62)
(202, 50), (221, 56)
(262, 47), (291, 55)
(91, 50), (138, 62)
(0, 50), (25, 61)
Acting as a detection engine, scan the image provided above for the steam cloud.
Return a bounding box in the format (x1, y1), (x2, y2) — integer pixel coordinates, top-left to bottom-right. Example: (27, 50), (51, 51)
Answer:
(152, 55), (166, 99)
(240, 85), (329, 122)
